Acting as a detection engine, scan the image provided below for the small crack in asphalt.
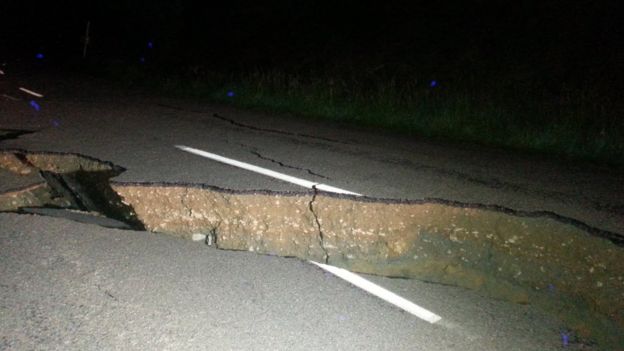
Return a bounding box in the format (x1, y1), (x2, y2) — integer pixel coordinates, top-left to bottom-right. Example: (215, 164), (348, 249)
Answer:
(383, 154), (624, 215)
(155, 104), (352, 145)
(213, 111), (351, 144)
(308, 186), (328, 263)
(248, 150), (330, 180)
(104, 290), (118, 301)
(181, 187), (193, 217)
(96, 284), (119, 301)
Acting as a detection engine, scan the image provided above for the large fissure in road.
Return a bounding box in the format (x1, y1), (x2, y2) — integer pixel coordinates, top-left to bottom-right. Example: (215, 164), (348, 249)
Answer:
(1, 149), (623, 347)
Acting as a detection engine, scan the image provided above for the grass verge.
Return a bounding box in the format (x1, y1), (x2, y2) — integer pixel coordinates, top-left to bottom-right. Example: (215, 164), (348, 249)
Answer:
(108, 63), (624, 167)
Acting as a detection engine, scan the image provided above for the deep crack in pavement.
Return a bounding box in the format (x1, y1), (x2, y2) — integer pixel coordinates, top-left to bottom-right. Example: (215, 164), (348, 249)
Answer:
(309, 186), (329, 263)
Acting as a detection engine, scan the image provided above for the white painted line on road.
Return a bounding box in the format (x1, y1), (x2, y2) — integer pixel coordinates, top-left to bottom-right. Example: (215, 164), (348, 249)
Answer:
(191, 233), (206, 241)
(315, 183), (359, 194)
(309, 261), (442, 324)
(175, 145), (362, 196)
(1, 94), (20, 101)
(18, 87), (44, 98)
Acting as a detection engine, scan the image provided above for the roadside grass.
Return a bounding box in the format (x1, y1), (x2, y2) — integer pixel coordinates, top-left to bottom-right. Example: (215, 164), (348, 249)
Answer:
(108, 63), (624, 167)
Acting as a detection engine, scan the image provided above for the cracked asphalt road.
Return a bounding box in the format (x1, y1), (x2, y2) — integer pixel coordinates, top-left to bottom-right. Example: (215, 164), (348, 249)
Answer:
(1, 71), (622, 350)
(2, 73), (622, 235)
(1, 213), (567, 351)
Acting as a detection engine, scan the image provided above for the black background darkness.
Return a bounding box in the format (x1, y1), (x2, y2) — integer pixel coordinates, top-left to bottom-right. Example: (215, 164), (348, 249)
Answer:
(2, 1), (622, 81)
(0, 1), (623, 167)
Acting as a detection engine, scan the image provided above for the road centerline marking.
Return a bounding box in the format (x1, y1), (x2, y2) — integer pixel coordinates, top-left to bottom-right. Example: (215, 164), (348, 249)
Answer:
(309, 261), (442, 324)
(175, 145), (361, 196)
(18, 87), (44, 98)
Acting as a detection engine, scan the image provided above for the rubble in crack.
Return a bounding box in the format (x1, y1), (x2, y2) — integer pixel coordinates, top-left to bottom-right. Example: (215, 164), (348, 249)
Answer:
(0, 150), (144, 229)
(0, 151), (37, 175)
(0, 152), (71, 210)
(0, 182), (70, 211)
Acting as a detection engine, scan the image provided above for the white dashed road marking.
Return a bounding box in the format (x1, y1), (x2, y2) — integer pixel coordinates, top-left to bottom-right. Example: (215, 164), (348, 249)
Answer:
(310, 261), (442, 324)
(18, 87), (44, 98)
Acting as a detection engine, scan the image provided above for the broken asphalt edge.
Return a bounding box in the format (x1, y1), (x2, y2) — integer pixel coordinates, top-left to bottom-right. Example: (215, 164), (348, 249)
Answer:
(111, 179), (624, 247)
(2, 148), (620, 246)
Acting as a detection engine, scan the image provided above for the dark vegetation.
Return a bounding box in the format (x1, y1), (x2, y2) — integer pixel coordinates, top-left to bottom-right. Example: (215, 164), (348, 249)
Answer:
(2, 1), (623, 165)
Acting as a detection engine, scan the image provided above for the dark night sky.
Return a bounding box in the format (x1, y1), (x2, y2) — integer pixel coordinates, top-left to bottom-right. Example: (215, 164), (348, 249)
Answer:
(1, 1), (622, 82)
